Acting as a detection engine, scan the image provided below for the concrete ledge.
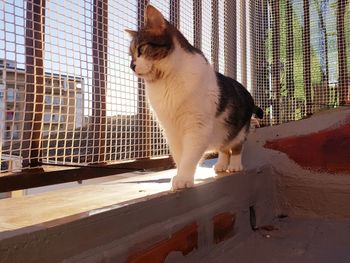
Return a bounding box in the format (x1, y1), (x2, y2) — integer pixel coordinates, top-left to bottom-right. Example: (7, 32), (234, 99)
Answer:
(244, 107), (350, 219)
(0, 167), (276, 263)
(2, 109), (349, 262)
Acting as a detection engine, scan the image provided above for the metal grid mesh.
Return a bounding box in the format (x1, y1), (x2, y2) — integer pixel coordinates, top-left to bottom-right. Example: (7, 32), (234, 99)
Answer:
(252, 0), (350, 126)
(0, 0), (349, 173)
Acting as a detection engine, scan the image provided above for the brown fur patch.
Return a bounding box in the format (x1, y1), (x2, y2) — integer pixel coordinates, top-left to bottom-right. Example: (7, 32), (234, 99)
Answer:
(147, 66), (165, 82)
(231, 143), (243, 155)
(128, 21), (205, 62)
(127, 6), (207, 81)
(153, 67), (165, 80)
(144, 5), (167, 35)
(219, 142), (243, 155)
(129, 25), (174, 61)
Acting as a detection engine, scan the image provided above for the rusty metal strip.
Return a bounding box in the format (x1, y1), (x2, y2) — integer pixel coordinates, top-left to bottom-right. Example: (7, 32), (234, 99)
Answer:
(0, 157), (174, 193)
(239, 1), (247, 87)
(249, 0), (257, 93)
(303, 0), (312, 116)
(285, 0), (295, 121)
(224, 0), (237, 79)
(170, 0), (180, 28)
(193, 0), (202, 50)
(136, 0), (151, 159)
(270, 0), (280, 124)
(21, 0), (46, 168)
(337, 0), (349, 105)
(211, 0), (219, 71)
(258, 0), (270, 126)
(91, 0), (108, 163)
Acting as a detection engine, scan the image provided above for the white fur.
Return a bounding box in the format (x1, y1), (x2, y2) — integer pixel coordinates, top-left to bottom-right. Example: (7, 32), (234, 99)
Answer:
(227, 153), (243, 172)
(135, 40), (246, 190)
(134, 57), (153, 77)
(214, 151), (230, 172)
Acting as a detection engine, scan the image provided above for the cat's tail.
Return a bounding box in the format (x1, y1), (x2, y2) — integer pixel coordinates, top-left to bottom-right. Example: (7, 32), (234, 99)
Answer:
(254, 106), (264, 119)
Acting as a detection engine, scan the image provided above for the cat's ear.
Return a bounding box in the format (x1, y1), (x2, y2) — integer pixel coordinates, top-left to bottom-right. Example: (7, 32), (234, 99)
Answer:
(125, 29), (137, 38)
(145, 5), (166, 34)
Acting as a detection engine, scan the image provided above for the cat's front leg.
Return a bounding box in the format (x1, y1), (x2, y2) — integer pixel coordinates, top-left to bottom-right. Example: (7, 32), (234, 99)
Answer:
(214, 150), (230, 173)
(172, 133), (208, 190)
(227, 143), (244, 172)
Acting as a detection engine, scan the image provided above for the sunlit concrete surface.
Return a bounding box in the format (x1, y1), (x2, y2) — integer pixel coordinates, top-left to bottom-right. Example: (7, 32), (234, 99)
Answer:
(0, 165), (218, 233)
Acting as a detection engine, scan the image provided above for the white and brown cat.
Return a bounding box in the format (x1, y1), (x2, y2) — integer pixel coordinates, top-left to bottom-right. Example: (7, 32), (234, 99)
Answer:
(126, 5), (263, 190)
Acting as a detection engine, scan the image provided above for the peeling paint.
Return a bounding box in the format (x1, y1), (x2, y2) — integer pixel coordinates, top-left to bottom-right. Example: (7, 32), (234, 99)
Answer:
(212, 212), (236, 244)
(125, 223), (198, 263)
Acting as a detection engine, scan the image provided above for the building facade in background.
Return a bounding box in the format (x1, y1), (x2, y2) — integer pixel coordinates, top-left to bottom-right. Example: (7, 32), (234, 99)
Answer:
(0, 59), (84, 144)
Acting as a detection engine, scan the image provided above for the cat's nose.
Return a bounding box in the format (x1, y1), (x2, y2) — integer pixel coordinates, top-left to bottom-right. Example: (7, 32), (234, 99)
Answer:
(130, 61), (136, 71)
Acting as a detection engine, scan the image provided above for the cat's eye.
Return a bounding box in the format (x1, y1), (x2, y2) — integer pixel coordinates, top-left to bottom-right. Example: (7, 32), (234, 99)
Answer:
(137, 44), (147, 57)
(137, 43), (169, 57)
(137, 46), (142, 57)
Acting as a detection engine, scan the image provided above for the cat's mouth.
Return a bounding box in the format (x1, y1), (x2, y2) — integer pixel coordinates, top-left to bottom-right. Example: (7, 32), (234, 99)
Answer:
(136, 72), (146, 78)
(134, 64), (162, 81)
(135, 70), (152, 79)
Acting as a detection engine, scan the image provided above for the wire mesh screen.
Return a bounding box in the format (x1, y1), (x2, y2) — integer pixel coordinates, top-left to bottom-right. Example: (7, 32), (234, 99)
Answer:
(0, 0), (349, 173)
(252, 0), (350, 126)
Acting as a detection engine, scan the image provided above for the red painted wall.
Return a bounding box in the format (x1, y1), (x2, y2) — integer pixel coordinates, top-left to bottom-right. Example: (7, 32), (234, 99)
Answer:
(264, 123), (350, 173)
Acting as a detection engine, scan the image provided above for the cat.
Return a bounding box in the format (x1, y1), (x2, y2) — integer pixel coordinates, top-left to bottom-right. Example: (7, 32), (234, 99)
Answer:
(126, 5), (263, 190)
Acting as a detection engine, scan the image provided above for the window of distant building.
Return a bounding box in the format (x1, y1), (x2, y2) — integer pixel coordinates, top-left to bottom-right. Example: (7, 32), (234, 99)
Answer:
(6, 85), (15, 102)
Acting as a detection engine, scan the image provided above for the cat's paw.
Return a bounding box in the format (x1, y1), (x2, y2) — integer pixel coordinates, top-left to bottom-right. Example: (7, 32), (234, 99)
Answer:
(227, 154), (243, 173)
(227, 162), (243, 173)
(171, 176), (194, 191)
(214, 162), (228, 173)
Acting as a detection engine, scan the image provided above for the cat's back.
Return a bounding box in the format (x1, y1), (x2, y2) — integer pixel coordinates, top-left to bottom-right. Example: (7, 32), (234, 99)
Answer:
(216, 72), (254, 109)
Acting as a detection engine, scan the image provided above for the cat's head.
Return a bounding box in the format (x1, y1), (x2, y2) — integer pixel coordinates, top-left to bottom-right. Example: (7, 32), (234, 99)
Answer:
(125, 5), (175, 82)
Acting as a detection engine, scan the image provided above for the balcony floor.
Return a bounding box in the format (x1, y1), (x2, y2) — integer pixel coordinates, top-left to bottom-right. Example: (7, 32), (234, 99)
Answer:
(202, 217), (350, 263)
